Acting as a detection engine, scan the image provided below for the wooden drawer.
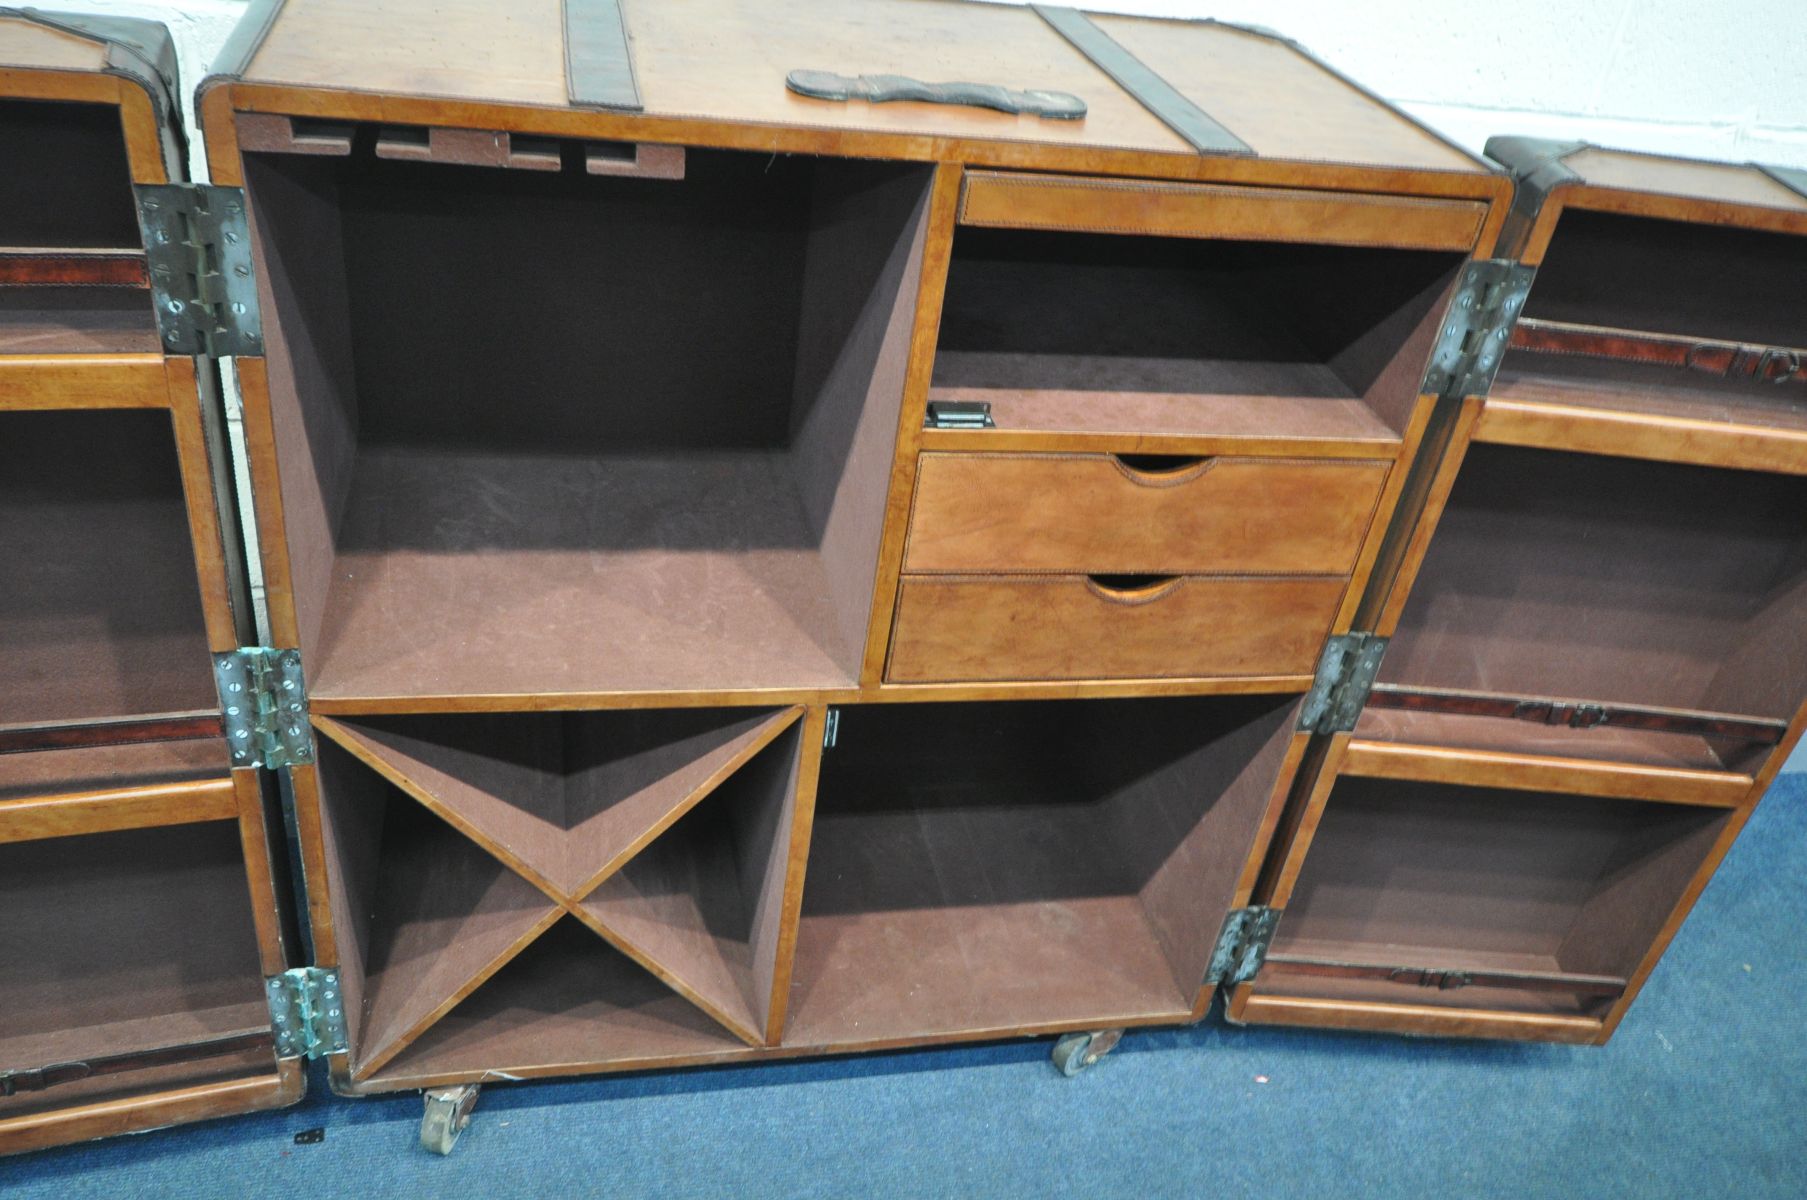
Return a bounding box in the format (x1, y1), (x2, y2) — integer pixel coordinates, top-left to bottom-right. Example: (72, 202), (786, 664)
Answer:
(904, 452), (1389, 575)
(887, 574), (1347, 683)
(959, 171), (1489, 252)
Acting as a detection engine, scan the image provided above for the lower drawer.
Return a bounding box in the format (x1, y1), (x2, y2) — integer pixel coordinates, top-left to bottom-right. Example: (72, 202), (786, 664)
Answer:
(886, 573), (1348, 683)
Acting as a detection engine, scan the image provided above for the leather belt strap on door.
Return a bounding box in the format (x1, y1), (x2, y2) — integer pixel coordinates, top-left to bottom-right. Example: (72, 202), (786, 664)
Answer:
(1365, 686), (1788, 746)
(0, 1029), (275, 1097)
(563, 0), (644, 110)
(1031, 5), (1254, 156)
(1511, 318), (1807, 387)
(1262, 955), (1628, 1000)
(0, 712), (223, 756)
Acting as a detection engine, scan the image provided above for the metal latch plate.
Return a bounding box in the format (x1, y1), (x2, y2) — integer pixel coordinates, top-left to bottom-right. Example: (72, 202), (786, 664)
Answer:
(925, 400), (995, 429)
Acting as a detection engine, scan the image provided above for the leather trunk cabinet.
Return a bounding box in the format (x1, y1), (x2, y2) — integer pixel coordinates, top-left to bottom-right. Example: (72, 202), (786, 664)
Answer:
(1228, 142), (1807, 1042)
(195, 0), (1517, 1110)
(0, 10), (302, 1156)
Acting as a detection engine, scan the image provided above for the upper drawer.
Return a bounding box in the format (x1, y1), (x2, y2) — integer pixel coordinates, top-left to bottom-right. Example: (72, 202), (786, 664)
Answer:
(959, 171), (1489, 252)
(904, 452), (1390, 575)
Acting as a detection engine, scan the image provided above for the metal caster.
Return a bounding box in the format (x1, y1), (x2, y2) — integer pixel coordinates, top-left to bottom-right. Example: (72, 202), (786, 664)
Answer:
(1052, 1028), (1122, 1076)
(420, 1083), (480, 1155)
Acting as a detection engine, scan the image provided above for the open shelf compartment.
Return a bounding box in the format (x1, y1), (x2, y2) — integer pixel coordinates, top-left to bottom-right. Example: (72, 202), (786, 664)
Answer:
(0, 96), (157, 355)
(243, 138), (935, 703)
(1381, 442), (1807, 771)
(308, 703), (808, 1081)
(0, 819), (274, 1118)
(929, 225), (1465, 446)
(1494, 209), (1807, 441)
(0, 408), (216, 733)
(1252, 765), (1735, 1023)
(784, 694), (1299, 1047)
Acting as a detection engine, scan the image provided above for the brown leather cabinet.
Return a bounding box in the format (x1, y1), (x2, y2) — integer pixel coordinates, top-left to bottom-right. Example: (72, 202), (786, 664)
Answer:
(2, 0), (1802, 1158)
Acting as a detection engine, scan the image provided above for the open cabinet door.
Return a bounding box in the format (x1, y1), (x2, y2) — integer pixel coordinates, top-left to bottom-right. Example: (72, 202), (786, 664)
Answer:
(0, 10), (305, 1155)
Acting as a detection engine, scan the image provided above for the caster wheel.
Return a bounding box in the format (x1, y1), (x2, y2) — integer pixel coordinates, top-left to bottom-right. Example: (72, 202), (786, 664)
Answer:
(1052, 1028), (1122, 1076)
(420, 1084), (480, 1155)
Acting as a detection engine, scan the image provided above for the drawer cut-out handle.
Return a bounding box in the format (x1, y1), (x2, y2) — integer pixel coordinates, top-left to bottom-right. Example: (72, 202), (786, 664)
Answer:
(1110, 454), (1215, 486)
(1085, 574), (1184, 604)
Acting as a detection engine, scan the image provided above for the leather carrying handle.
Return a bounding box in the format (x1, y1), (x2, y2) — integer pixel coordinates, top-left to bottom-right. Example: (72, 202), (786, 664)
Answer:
(787, 70), (1086, 120)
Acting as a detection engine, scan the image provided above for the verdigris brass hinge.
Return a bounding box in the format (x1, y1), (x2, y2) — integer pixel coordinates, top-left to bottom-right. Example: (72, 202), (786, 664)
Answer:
(214, 647), (313, 769)
(1299, 632), (1388, 735)
(1205, 905), (1281, 985)
(135, 183), (264, 357)
(1421, 259), (1534, 399)
(267, 967), (348, 1060)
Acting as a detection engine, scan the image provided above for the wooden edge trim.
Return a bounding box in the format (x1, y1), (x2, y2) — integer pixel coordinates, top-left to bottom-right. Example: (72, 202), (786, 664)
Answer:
(164, 357), (241, 651)
(764, 705), (828, 1044)
(231, 358), (301, 649)
(308, 713), (570, 904)
(214, 84), (1505, 204)
(1230, 991), (1604, 1043)
(1476, 396), (1807, 477)
(0, 354), (169, 410)
(0, 776), (237, 844)
(916, 428), (1401, 458)
(1547, 184), (1807, 251)
(1261, 732), (1354, 910)
(859, 163), (962, 683)
(342, 1008), (1193, 1094)
(1332, 406), (1424, 631)
(111, 74), (169, 185)
(958, 171), (1485, 251)
(1371, 395), (1484, 636)
(231, 768), (292, 977)
(198, 79), (245, 188)
(1595, 801), (1756, 1041)
(351, 907), (565, 1080)
(568, 706), (806, 899)
(564, 904), (766, 1049)
(1029, 6), (1252, 156)
(0, 1065), (297, 1157)
(1340, 740), (1752, 808)
(282, 764), (341, 983)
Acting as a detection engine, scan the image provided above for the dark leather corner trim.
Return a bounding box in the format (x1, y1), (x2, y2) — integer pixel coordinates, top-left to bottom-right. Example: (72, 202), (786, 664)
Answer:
(1030, 4), (1253, 157)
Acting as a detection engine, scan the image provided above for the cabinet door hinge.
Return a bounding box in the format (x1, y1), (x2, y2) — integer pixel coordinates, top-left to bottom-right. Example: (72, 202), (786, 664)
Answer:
(1299, 632), (1388, 735)
(267, 967), (348, 1060)
(1205, 905), (1281, 986)
(135, 183), (264, 357)
(215, 647), (313, 769)
(1421, 259), (1534, 399)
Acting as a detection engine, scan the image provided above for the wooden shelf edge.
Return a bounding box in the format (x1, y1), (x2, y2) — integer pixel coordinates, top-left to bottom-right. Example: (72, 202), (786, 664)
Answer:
(0, 354), (171, 410)
(1476, 395), (1807, 476)
(1230, 990), (1603, 1044)
(917, 426), (1403, 458)
(0, 1061), (301, 1158)
(0, 776), (238, 844)
(1340, 740), (1753, 808)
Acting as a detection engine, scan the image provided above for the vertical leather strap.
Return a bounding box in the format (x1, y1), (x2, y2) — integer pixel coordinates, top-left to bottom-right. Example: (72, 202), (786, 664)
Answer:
(563, 0), (643, 111)
(1757, 163), (1807, 204)
(1030, 5), (1252, 156)
(208, 0), (286, 80)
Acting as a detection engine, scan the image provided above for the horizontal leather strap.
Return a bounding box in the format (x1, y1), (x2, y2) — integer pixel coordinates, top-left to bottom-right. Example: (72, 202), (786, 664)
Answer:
(1512, 318), (1805, 386)
(1, 1029), (273, 1097)
(1365, 686), (1786, 745)
(1263, 955), (1626, 999)
(0, 712), (222, 756)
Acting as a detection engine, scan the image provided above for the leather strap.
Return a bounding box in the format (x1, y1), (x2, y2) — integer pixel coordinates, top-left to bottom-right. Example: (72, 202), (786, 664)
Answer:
(1263, 955), (1626, 999)
(1, 1029), (273, 1097)
(1031, 5), (1252, 156)
(563, 0), (642, 111)
(207, 0), (285, 80)
(0, 711), (223, 756)
(0, 251), (146, 287)
(1511, 318), (1806, 387)
(1365, 686), (1786, 746)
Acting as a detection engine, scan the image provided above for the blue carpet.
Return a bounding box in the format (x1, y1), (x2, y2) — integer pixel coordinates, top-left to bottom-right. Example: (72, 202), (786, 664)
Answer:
(8, 775), (1804, 1198)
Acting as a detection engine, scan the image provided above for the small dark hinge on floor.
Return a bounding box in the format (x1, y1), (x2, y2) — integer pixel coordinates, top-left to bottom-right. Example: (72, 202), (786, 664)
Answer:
(925, 400), (994, 429)
(1421, 259), (1534, 399)
(822, 708), (841, 750)
(268, 967), (348, 1060)
(135, 183), (264, 356)
(1206, 906), (1281, 986)
(215, 647), (313, 769)
(1298, 633), (1388, 735)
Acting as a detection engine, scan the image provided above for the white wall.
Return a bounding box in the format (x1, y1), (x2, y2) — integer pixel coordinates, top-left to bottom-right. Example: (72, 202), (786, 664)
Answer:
(41, 0), (1807, 770)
